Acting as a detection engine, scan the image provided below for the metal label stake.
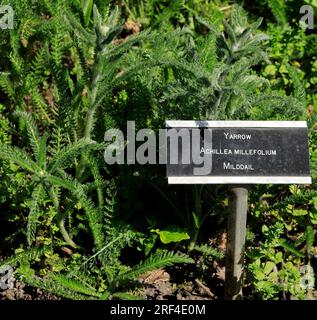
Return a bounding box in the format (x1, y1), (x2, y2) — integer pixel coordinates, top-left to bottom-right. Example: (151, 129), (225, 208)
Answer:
(225, 186), (248, 300)
(166, 120), (311, 300)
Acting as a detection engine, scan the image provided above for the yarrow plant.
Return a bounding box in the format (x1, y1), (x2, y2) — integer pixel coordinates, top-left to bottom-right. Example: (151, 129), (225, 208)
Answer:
(0, 1), (315, 300)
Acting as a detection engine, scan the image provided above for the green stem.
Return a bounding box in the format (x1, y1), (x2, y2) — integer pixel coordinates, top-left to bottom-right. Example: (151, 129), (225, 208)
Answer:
(188, 233), (199, 251)
(76, 45), (102, 180)
(210, 56), (233, 119)
(49, 186), (77, 248)
(68, 235), (123, 277)
(57, 217), (77, 248)
(188, 186), (204, 251)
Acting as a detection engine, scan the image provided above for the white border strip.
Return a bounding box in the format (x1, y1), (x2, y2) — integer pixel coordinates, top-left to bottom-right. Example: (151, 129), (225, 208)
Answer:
(166, 120), (307, 128)
(168, 176), (312, 185)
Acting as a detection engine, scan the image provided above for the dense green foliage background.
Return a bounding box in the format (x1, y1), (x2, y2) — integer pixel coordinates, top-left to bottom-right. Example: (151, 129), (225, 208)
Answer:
(0, 0), (316, 300)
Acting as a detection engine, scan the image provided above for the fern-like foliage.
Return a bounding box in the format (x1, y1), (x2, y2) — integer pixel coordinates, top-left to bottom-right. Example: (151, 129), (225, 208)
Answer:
(22, 275), (94, 300)
(267, 0), (287, 27)
(115, 251), (194, 283)
(3, 2), (308, 302)
(158, 5), (305, 121)
(26, 184), (45, 245)
(0, 4), (198, 301)
(8, 247), (193, 300)
(0, 246), (49, 268)
(0, 111), (99, 247)
(52, 274), (101, 298)
(194, 244), (224, 259)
